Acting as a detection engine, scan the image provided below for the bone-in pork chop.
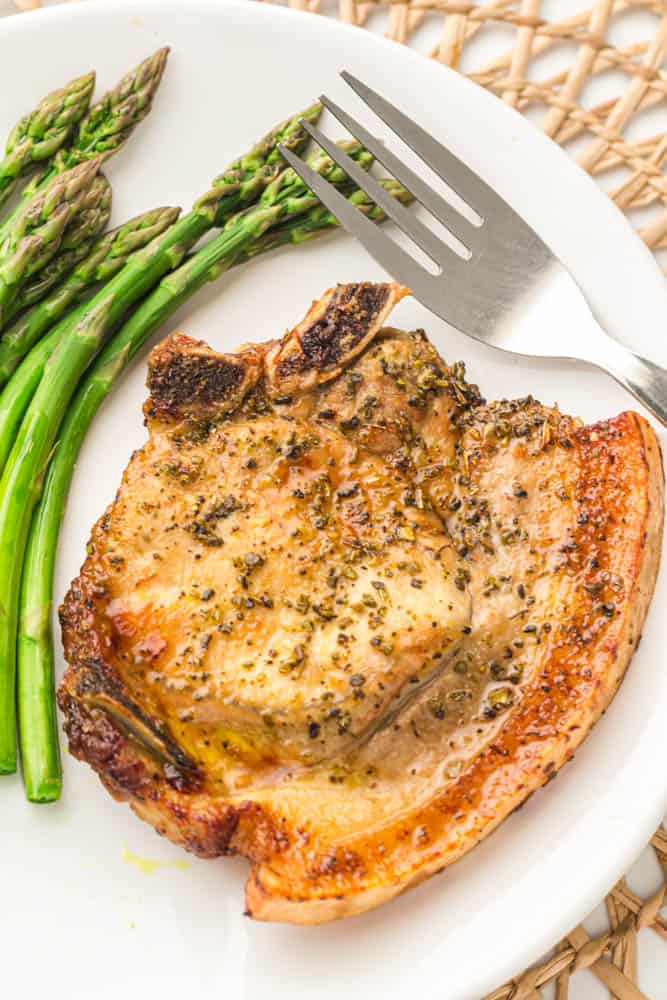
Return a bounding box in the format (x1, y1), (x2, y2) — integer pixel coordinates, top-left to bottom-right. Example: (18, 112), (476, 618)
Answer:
(58, 282), (663, 923)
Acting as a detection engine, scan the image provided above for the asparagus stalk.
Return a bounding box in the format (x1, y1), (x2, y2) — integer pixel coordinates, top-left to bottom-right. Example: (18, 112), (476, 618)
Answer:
(0, 72), (95, 209)
(16, 172), (410, 800)
(0, 209), (184, 477)
(0, 104), (321, 774)
(0, 160), (101, 328)
(53, 172), (113, 255)
(0, 49), (169, 242)
(0, 325), (67, 478)
(0, 105), (321, 395)
(0, 206), (181, 395)
(211, 96), (320, 185)
(18, 490), (63, 801)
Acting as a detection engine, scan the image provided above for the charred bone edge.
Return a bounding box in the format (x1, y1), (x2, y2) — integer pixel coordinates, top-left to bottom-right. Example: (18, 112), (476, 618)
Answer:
(146, 281), (409, 418)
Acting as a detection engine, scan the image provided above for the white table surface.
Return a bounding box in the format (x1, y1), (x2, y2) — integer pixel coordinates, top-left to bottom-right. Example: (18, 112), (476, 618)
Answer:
(0, 1), (665, 996)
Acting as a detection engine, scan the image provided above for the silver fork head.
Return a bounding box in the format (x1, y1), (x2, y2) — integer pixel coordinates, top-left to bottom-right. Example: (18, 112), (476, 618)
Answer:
(279, 75), (667, 428)
(278, 72), (557, 351)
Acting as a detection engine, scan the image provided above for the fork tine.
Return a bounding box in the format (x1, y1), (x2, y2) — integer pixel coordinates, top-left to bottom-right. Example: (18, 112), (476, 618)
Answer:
(277, 144), (438, 304)
(318, 94), (476, 247)
(301, 121), (466, 269)
(341, 71), (504, 221)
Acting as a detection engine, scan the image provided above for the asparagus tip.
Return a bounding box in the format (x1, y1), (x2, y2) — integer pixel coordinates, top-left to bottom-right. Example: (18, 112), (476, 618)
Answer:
(303, 100), (324, 122)
(145, 45), (171, 79)
(62, 156), (103, 188)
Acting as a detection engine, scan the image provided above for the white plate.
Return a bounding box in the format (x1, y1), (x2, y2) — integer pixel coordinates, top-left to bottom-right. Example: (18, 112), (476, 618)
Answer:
(2, 2), (666, 997)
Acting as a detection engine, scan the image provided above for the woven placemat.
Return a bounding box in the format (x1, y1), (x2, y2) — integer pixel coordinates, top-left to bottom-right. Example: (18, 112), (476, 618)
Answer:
(3, 1), (667, 997)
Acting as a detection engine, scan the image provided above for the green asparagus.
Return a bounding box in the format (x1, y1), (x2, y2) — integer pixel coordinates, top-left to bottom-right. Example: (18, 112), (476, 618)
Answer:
(0, 325), (65, 477)
(50, 48), (170, 178)
(0, 206), (181, 391)
(16, 172), (410, 799)
(0, 208), (184, 476)
(4, 172), (112, 320)
(0, 159), (101, 328)
(54, 172), (112, 252)
(0, 159), (101, 260)
(0, 49), (169, 243)
(0, 71), (95, 209)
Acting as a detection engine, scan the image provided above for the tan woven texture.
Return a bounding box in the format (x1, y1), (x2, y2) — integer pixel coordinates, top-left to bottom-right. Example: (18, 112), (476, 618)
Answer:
(4, 1), (667, 997)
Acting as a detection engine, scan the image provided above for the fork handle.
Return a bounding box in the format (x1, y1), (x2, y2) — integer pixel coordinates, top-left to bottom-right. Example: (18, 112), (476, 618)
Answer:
(599, 339), (667, 427)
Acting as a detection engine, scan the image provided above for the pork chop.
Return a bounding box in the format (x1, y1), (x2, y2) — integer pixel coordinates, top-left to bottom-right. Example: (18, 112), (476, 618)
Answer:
(58, 282), (664, 923)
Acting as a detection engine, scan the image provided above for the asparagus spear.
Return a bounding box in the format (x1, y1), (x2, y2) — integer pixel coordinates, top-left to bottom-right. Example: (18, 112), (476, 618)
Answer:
(4, 172), (112, 320)
(16, 172), (411, 801)
(212, 97), (320, 185)
(53, 172), (112, 255)
(0, 326), (66, 478)
(0, 159), (101, 328)
(50, 48), (170, 178)
(0, 104), (321, 774)
(0, 71), (95, 209)
(3, 174), (112, 324)
(0, 206), (180, 393)
(0, 159), (101, 260)
(0, 49), (169, 242)
(0, 102), (321, 434)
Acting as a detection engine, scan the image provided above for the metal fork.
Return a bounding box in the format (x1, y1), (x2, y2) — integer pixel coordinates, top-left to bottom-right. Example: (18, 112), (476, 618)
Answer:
(278, 72), (667, 427)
